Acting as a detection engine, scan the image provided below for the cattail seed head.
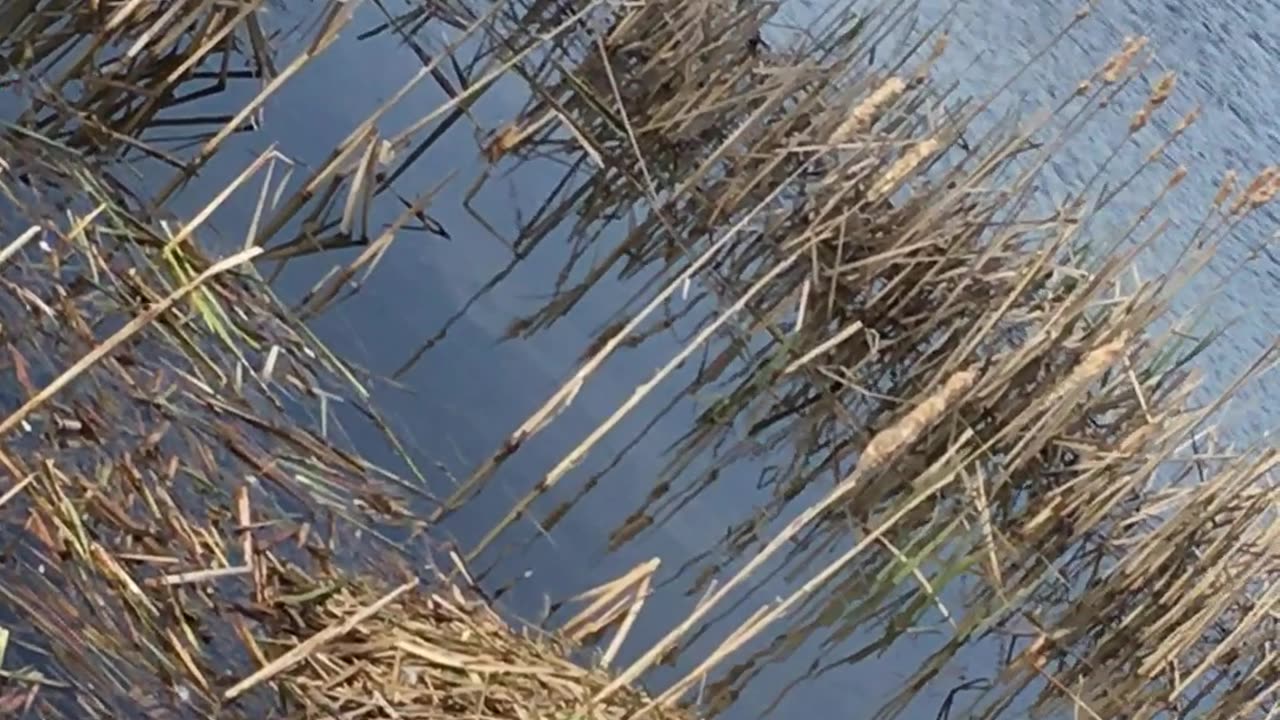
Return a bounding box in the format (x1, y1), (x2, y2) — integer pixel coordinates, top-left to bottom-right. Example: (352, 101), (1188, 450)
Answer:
(931, 32), (949, 60)
(832, 76), (907, 144)
(1232, 167), (1280, 214)
(1148, 71), (1176, 107)
(1256, 172), (1280, 210)
(1172, 106), (1199, 134)
(1129, 107), (1150, 134)
(1213, 170), (1237, 208)
(856, 367), (979, 474)
(868, 137), (940, 201)
(1101, 36), (1147, 84)
(1052, 334), (1129, 404)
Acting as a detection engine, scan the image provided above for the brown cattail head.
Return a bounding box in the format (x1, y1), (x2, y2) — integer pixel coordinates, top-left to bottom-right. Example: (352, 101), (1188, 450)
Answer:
(856, 366), (979, 474)
(1129, 107), (1150, 134)
(1021, 634), (1051, 673)
(485, 123), (522, 162)
(833, 76), (907, 143)
(1167, 165), (1187, 190)
(1101, 36), (1148, 84)
(1074, 334), (1128, 380)
(1148, 71), (1176, 107)
(1172, 106), (1200, 134)
(1045, 333), (1130, 409)
(868, 137), (940, 201)
(930, 32), (949, 61)
(1231, 167), (1280, 214)
(1258, 171), (1280, 210)
(1214, 170), (1238, 209)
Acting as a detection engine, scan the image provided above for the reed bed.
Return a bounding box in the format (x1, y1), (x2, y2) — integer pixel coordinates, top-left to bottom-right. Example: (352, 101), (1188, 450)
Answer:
(404, 2), (1280, 717)
(1, 0), (1278, 718)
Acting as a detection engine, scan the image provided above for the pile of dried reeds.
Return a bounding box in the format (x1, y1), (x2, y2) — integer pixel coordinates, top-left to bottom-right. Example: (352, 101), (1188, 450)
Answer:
(256, 579), (685, 720)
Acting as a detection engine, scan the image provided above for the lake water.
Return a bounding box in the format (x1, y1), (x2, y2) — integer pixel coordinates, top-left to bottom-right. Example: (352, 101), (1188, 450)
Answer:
(10, 0), (1278, 717)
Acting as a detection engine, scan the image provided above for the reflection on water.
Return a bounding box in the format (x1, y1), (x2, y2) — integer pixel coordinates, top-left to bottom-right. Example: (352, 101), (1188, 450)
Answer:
(10, 0), (1275, 717)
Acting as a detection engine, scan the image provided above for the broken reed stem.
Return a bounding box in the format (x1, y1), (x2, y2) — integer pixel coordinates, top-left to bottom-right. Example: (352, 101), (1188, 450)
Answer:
(596, 368), (979, 702)
(601, 568), (653, 669)
(149, 565), (252, 588)
(0, 247), (263, 438)
(162, 148), (280, 253)
(0, 227), (45, 268)
(561, 558), (660, 668)
(223, 578), (419, 700)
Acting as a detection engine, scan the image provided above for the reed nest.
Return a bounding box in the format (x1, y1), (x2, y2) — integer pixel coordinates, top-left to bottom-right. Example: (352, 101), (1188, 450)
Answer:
(2, 0), (1279, 718)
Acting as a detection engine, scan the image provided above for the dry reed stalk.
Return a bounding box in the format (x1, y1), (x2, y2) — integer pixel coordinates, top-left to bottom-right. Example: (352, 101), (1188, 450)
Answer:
(435, 162), (808, 522)
(0, 115), (696, 719)
(646, 430), (978, 716)
(8, 0), (1279, 716)
(0, 227), (46, 268)
(153, 1), (360, 204)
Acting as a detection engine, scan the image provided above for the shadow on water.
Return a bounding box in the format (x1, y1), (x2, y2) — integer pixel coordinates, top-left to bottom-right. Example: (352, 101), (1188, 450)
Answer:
(2, 0), (1278, 717)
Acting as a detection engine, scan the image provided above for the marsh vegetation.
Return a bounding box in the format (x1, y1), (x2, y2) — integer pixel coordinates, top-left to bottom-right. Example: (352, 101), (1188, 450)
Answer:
(0, 0), (1276, 718)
